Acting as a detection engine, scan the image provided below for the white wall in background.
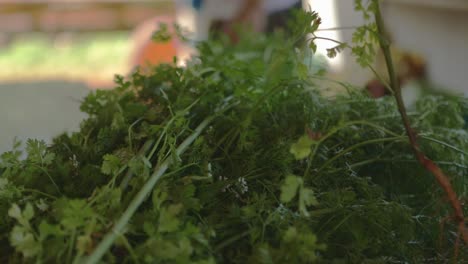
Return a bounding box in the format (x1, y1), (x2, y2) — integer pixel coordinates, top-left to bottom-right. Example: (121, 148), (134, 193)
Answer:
(0, 82), (88, 154)
(307, 0), (468, 96)
(382, 1), (468, 96)
(306, 0), (371, 88)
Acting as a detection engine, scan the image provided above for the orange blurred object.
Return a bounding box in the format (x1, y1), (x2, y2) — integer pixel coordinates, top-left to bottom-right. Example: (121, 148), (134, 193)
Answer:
(129, 15), (178, 70)
(132, 36), (177, 66)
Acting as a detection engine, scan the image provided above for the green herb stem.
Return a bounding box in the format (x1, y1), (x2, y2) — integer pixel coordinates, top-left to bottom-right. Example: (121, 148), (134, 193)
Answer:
(317, 136), (405, 173)
(81, 115), (215, 264)
(373, 0), (468, 247)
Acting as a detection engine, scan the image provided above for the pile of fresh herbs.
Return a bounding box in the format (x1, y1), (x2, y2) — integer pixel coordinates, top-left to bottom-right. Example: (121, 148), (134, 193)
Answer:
(1, 8), (468, 264)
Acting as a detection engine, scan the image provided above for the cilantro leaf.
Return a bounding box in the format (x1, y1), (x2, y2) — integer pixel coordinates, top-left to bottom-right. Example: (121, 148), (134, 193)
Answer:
(159, 204), (183, 233)
(290, 135), (315, 160)
(280, 175), (301, 203)
(10, 226), (41, 258)
(101, 154), (121, 176)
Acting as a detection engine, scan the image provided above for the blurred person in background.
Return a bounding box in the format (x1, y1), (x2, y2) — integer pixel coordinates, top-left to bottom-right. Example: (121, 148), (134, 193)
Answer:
(131, 0), (303, 68)
(189, 0), (302, 42)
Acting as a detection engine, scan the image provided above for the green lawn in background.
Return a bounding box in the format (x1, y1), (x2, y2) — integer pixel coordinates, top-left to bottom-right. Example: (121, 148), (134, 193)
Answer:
(0, 32), (133, 153)
(0, 32), (132, 83)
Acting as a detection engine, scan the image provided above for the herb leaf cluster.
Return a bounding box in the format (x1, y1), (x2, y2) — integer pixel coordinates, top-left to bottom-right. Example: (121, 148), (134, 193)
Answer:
(1, 11), (468, 263)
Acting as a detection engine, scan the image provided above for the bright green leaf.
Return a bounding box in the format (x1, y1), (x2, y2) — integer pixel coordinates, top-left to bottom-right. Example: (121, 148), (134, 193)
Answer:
(159, 204), (183, 233)
(280, 175), (301, 203)
(42, 152), (55, 166)
(38, 221), (63, 240)
(22, 203), (34, 222)
(152, 186), (169, 211)
(178, 236), (194, 257)
(283, 226), (298, 242)
(299, 187), (319, 216)
(8, 203), (22, 221)
(290, 135), (315, 160)
(101, 154), (121, 175)
(309, 41), (317, 53)
(296, 62), (309, 80)
(10, 226), (41, 258)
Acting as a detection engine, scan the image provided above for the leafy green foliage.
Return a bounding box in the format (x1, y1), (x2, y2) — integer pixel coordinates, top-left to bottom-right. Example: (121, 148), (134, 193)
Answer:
(352, 0), (379, 67)
(151, 23), (172, 43)
(0, 9), (467, 264)
(280, 175), (318, 216)
(8, 203), (41, 258)
(289, 135), (315, 160)
(101, 154), (122, 176)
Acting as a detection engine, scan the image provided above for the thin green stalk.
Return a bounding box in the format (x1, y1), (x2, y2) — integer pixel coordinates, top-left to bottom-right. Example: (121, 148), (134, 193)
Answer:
(366, 63), (394, 95)
(373, 2), (413, 145)
(303, 119), (402, 177)
(33, 164), (61, 194)
(373, 0), (468, 248)
(147, 98), (200, 160)
(317, 136), (404, 173)
(67, 229), (76, 264)
(21, 188), (57, 200)
(214, 229), (251, 252)
(119, 139), (155, 190)
(80, 115), (216, 264)
(128, 117), (144, 150)
(327, 158), (467, 175)
(307, 36), (393, 94)
(310, 35), (345, 46)
(420, 136), (468, 156)
(308, 75), (358, 94)
(118, 234), (140, 264)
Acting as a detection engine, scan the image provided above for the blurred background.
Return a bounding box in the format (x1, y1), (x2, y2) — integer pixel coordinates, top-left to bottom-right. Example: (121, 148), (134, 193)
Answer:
(1, 0), (467, 153)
